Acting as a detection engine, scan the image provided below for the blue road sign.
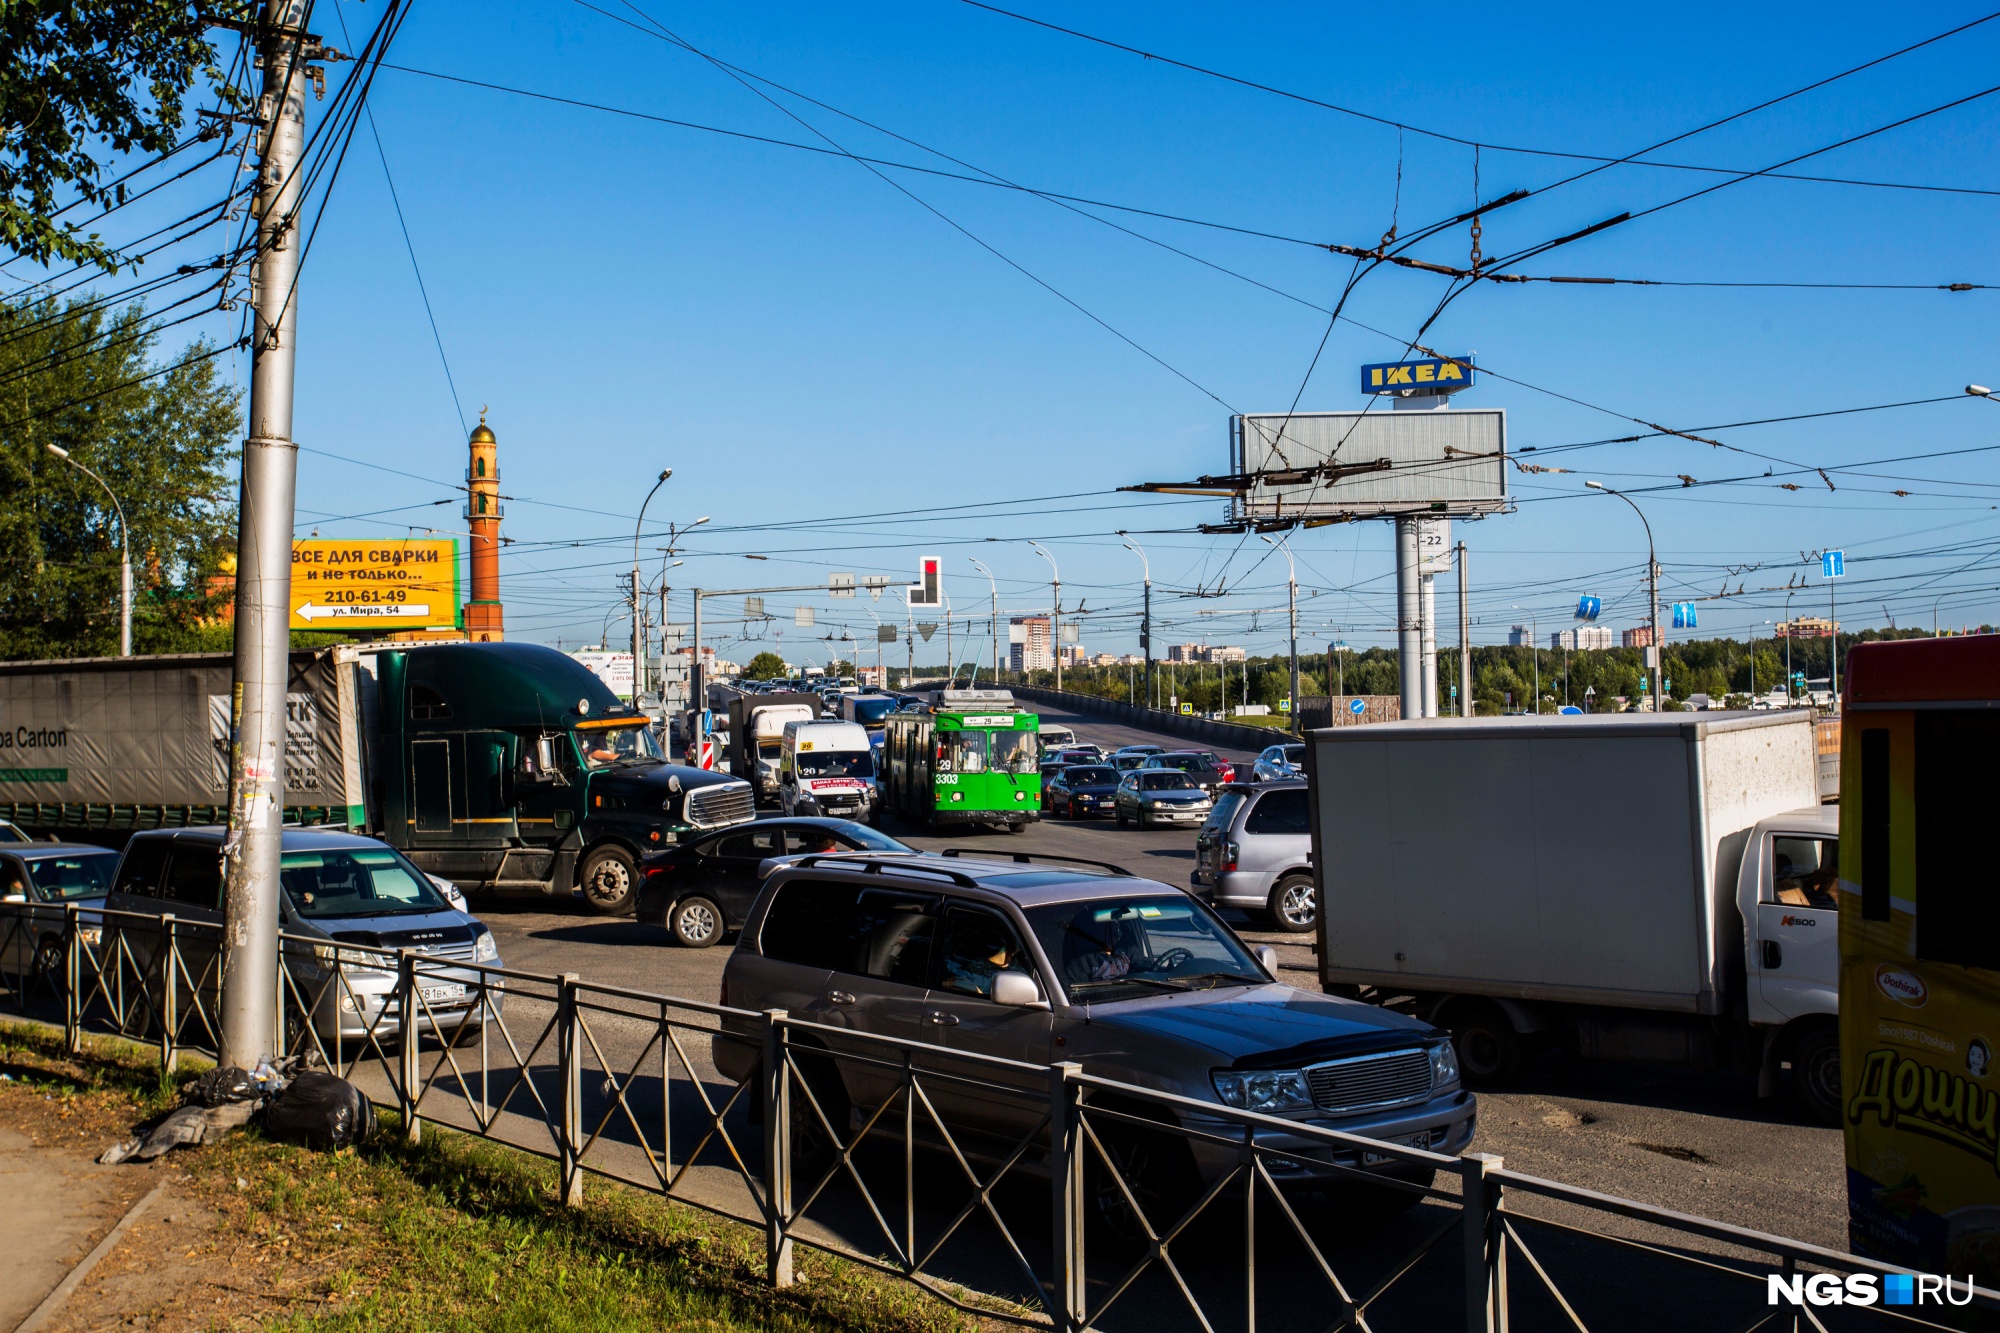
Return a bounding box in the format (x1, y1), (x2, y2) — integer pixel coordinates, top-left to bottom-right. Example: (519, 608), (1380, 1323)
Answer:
(1575, 595), (1602, 622)
(1348, 697), (1366, 715)
(1822, 550), (1846, 578)
(1672, 601), (1697, 629)
(1558, 706), (1583, 715)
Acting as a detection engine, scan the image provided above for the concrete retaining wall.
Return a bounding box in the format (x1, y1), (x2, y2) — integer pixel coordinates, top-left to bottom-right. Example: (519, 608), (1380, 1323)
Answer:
(1001, 682), (1294, 753)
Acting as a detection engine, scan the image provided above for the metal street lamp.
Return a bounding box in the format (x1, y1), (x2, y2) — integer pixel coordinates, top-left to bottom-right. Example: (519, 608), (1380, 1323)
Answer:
(1119, 533), (1152, 710)
(46, 444), (131, 656)
(1585, 481), (1662, 714)
(1029, 540), (1062, 690)
(631, 469), (672, 700)
(1261, 535), (1301, 734)
(1509, 604), (1540, 714)
(969, 557), (998, 685)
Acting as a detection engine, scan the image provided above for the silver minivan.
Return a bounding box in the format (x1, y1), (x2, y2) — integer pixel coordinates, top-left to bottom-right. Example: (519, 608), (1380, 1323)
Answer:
(1191, 781), (1314, 932)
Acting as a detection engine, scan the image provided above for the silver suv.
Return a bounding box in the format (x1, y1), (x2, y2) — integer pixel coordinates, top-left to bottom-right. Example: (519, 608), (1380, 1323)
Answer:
(714, 852), (1475, 1231)
(1191, 781), (1315, 932)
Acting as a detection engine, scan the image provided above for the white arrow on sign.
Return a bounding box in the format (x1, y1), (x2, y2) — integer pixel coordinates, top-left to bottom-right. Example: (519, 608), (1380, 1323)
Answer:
(295, 602), (433, 621)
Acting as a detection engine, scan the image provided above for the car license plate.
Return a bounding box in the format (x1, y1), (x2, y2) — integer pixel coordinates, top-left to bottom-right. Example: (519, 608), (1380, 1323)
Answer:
(419, 982), (468, 1004)
(1362, 1132), (1431, 1166)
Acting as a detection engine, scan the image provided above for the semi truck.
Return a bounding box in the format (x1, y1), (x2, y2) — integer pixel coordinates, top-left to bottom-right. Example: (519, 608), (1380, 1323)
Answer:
(0, 642), (753, 916)
(1309, 710), (1843, 1121)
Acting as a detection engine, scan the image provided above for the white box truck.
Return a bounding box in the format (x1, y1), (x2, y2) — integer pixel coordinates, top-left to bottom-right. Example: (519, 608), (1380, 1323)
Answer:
(1309, 711), (1843, 1121)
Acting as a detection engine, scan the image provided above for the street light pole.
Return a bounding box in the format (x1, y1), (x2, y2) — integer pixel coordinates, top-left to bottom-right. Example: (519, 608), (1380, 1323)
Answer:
(45, 444), (131, 656)
(969, 557), (998, 686)
(1586, 481), (1662, 714)
(631, 469), (672, 702)
(1510, 605), (1539, 714)
(1785, 587), (1798, 702)
(1031, 541), (1062, 691)
(1263, 536), (1300, 735)
(1120, 534), (1152, 712)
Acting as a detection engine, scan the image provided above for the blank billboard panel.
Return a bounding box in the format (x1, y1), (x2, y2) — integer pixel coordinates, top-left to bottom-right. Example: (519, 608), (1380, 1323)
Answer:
(1232, 409), (1509, 519)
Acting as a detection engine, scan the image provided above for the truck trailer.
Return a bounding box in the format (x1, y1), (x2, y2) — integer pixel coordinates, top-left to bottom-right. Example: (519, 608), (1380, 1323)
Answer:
(1309, 710), (1842, 1120)
(0, 642), (753, 915)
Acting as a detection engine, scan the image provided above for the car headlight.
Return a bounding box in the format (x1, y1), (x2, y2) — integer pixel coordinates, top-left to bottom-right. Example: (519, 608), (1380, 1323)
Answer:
(473, 929), (499, 964)
(78, 926), (101, 946)
(1430, 1041), (1460, 1090)
(1211, 1068), (1314, 1113)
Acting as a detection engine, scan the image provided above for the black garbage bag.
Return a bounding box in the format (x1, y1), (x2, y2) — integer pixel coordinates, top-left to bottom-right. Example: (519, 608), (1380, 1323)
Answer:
(186, 1066), (259, 1107)
(263, 1071), (376, 1150)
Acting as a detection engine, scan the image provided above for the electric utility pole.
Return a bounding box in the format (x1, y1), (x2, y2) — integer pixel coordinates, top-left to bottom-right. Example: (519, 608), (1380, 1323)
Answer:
(220, 0), (315, 1069)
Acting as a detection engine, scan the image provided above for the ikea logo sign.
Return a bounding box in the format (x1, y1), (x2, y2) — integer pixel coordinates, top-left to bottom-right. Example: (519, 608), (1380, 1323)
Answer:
(1360, 357), (1473, 394)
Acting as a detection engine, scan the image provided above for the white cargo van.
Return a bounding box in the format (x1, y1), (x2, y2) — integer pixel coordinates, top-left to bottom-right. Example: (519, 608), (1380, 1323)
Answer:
(778, 720), (880, 824)
(1310, 711), (1843, 1122)
(1037, 721), (1078, 753)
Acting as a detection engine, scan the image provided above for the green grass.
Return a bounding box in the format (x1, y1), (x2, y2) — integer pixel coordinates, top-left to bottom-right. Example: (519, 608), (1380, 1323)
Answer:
(0, 1022), (974, 1333)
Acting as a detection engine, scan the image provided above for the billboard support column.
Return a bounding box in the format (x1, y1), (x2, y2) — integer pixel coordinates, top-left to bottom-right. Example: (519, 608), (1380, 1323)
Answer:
(221, 0), (310, 1070)
(1457, 542), (1472, 717)
(1396, 517), (1423, 721)
(1420, 570), (1438, 718)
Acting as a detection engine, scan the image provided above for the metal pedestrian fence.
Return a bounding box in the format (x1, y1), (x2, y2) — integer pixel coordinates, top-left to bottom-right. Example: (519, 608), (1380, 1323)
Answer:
(1, 899), (1992, 1333)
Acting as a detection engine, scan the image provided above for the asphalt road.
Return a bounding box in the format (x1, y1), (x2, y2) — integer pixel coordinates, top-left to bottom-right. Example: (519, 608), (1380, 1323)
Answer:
(477, 695), (1848, 1253)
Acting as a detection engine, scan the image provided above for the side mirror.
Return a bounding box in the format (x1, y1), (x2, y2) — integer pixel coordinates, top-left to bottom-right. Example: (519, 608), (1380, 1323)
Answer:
(1254, 945), (1279, 975)
(991, 969), (1042, 1008)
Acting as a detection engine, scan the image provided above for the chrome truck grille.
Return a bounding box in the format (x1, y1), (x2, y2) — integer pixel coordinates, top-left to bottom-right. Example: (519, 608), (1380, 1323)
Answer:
(1305, 1049), (1433, 1114)
(686, 782), (755, 829)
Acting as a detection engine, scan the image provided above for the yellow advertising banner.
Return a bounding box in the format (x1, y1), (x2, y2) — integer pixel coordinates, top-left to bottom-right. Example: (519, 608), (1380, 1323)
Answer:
(289, 539), (461, 630)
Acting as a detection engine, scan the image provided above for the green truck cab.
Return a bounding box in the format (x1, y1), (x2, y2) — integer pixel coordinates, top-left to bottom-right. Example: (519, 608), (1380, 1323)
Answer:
(881, 689), (1040, 831)
(367, 643), (753, 914)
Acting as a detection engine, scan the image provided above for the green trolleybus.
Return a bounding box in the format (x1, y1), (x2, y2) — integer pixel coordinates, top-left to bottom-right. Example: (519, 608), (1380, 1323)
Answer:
(882, 689), (1041, 830)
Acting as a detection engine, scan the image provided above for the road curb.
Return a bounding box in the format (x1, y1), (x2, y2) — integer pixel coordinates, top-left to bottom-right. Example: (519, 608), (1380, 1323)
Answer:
(15, 1177), (168, 1333)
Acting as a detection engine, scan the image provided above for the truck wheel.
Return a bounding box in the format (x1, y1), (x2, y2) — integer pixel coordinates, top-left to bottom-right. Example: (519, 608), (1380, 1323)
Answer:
(1444, 1000), (1524, 1086)
(670, 896), (724, 948)
(1788, 1022), (1842, 1126)
(579, 845), (639, 916)
(1266, 875), (1316, 933)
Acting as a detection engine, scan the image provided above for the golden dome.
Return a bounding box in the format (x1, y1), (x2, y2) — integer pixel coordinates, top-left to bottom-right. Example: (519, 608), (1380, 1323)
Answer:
(470, 404), (496, 445)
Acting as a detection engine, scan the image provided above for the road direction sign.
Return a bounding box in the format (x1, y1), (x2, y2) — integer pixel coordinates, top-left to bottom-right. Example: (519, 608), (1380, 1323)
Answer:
(917, 622), (938, 641)
(1575, 595), (1601, 622)
(1348, 698), (1366, 716)
(877, 625), (897, 643)
(794, 607), (814, 627)
(1672, 601), (1697, 629)
(1822, 550), (1846, 578)
(290, 539), (459, 630)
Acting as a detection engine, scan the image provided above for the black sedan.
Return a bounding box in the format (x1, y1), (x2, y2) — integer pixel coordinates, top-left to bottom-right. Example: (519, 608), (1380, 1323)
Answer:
(1046, 764), (1121, 820)
(635, 818), (913, 947)
(1038, 759), (1070, 809)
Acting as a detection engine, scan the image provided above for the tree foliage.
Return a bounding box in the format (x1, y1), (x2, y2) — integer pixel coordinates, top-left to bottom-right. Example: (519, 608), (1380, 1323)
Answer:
(742, 650), (788, 680)
(0, 1), (245, 270)
(0, 294), (240, 658)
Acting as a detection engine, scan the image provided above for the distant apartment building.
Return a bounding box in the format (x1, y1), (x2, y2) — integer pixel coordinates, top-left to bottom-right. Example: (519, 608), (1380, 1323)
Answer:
(1508, 625), (1533, 647)
(1009, 615), (1052, 673)
(1777, 617), (1837, 639)
(1167, 643), (1246, 663)
(1115, 653), (1144, 666)
(1552, 626), (1614, 650)
(1058, 644), (1089, 667)
(1622, 626), (1657, 649)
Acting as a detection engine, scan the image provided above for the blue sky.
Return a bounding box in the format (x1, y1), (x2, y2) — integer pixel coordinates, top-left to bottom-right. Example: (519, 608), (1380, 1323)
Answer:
(73, 1), (2000, 662)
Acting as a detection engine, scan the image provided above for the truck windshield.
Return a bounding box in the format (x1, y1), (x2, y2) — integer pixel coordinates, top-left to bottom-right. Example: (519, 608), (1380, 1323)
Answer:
(799, 750), (874, 778)
(1025, 896), (1265, 1001)
(850, 697), (897, 726)
(281, 848), (450, 920)
(577, 723), (661, 770)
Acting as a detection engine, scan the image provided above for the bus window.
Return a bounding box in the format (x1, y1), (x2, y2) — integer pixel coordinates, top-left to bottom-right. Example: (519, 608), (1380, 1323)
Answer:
(941, 731), (989, 774)
(993, 729), (1038, 775)
(1915, 710), (2000, 971)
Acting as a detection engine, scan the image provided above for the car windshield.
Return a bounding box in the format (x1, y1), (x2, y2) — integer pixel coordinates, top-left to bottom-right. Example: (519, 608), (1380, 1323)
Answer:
(941, 730), (990, 773)
(22, 850), (119, 900)
(993, 729), (1039, 774)
(1282, 746), (1304, 763)
(576, 723), (662, 770)
(1141, 772), (1196, 791)
(1065, 767), (1116, 785)
(281, 848), (452, 919)
(798, 750), (874, 778)
(1159, 756), (1202, 771)
(1025, 895), (1266, 1000)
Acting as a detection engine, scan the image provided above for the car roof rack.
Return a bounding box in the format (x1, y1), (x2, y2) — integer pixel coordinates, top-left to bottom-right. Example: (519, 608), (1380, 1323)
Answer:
(935, 848), (1135, 877)
(784, 853), (982, 888)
